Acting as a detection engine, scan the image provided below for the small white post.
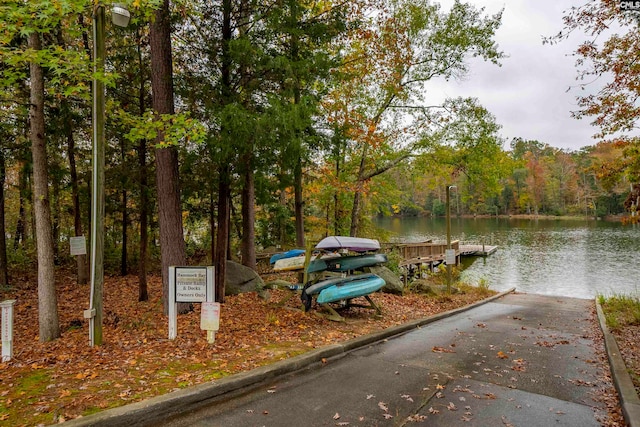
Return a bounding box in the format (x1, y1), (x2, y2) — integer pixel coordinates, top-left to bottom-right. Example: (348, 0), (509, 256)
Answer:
(168, 267), (177, 340)
(202, 266), (217, 343)
(1, 299), (17, 362)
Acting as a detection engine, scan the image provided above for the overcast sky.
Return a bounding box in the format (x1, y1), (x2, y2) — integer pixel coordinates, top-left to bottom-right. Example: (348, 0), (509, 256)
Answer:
(425, 0), (606, 151)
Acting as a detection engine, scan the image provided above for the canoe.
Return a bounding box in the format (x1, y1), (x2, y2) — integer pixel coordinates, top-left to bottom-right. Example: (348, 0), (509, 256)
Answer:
(315, 236), (380, 252)
(269, 249), (305, 265)
(316, 274), (385, 305)
(307, 253), (387, 274)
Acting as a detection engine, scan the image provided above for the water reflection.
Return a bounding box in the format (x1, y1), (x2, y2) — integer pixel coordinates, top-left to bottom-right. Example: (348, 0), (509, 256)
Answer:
(375, 217), (640, 299)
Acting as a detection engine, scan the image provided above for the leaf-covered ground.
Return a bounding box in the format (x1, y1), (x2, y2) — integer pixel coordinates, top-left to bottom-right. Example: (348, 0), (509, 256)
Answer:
(1, 270), (501, 425)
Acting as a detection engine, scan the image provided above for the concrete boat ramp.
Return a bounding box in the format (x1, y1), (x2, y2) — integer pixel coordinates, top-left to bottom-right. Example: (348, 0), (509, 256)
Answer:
(67, 292), (630, 426)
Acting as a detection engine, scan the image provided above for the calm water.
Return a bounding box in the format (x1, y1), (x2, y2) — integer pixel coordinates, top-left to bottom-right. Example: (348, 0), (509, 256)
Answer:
(374, 216), (640, 299)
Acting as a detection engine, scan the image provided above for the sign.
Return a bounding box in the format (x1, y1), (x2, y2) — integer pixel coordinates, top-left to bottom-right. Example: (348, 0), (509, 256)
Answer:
(1, 300), (16, 362)
(445, 249), (456, 265)
(201, 302), (221, 331)
(69, 236), (87, 256)
(175, 267), (208, 302)
(168, 266), (215, 341)
(620, 1), (640, 11)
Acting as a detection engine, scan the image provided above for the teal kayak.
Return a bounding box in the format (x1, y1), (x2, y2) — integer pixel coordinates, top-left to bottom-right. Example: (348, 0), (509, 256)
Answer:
(316, 274), (385, 305)
(307, 253), (387, 274)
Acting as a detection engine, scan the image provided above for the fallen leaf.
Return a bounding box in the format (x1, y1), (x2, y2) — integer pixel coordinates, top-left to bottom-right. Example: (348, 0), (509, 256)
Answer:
(333, 413), (340, 420)
(378, 401), (388, 412)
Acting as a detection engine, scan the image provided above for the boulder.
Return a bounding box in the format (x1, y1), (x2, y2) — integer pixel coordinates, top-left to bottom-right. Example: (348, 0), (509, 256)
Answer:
(225, 261), (266, 298)
(366, 265), (404, 295)
(409, 279), (458, 295)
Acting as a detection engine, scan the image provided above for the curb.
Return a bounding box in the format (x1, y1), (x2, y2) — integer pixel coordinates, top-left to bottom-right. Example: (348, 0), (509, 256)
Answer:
(63, 288), (516, 427)
(595, 300), (640, 427)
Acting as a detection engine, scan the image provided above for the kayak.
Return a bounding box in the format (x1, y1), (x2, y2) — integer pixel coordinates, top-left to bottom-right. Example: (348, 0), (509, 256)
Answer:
(269, 249), (305, 265)
(307, 253), (387, 274)
(301, 273), (385, 310)
(316, 274), (385, 305)
(315, 236), (380, 252)
(273, 252), (340, 272)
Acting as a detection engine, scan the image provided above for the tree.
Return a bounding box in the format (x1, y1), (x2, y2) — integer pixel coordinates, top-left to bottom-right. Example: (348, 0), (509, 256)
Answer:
(419, 97), (507, 214)
(0, 145), (8, 288)
(29, 32), (60, 342)
(150, 0), (189, 313)
(324, 0), (504, 235)
(556, 1), (640, 207)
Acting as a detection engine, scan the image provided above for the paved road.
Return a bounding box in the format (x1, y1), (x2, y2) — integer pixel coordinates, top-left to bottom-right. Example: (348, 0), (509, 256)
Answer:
(163, 293), (610, 426)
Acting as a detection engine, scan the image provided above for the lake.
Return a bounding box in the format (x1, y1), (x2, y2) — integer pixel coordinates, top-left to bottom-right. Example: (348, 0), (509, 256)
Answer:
(374, 216), (640, 299)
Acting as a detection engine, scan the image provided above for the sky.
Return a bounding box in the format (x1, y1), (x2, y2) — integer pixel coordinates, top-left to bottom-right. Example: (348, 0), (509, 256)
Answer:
(424, 1), (609, 151)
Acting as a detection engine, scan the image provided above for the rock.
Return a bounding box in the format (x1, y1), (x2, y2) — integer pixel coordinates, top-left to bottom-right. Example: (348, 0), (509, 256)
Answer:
(410, 279), (437, 295)
(366, 265), (404, 295)
(409, 280), (458, 295)
(225, 261), (267, 298)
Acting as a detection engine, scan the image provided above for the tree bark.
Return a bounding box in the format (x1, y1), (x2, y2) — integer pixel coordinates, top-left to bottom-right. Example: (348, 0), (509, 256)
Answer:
(137, 135), (148, 301)
(120, 139), (128, 276)
(29, 32), (60, 342)
(136, 27), (148, 302)
(64, 102), (87, 284)
(14, 166), (27, 249)
(150, 0), (188, 314)
(0, 149), (8, 287)
(240, 153), (256, 269)
(215, 166), (230, 303)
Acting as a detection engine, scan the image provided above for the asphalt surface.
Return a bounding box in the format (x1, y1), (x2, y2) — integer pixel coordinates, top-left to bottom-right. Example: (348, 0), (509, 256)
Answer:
(65, 292), (639, 427)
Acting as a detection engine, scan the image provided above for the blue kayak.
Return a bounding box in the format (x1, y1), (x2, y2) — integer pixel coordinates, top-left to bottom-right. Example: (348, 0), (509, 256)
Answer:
(269, 249), (305, 265)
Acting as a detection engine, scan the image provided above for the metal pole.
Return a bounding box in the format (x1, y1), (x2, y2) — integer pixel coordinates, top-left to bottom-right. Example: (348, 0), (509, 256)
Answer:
(89, 5), (106, 346)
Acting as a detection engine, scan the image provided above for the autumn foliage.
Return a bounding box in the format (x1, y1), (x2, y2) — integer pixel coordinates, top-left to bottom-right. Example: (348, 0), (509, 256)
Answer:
(0, 270), (493, 425)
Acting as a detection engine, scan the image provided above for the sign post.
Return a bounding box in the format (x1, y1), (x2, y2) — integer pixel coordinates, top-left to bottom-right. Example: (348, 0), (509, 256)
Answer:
(168, 266), (215, 341)
(1, 299), (16, 362)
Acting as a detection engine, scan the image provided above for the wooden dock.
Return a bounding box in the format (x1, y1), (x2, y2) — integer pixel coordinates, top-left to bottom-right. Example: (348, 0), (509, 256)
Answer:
(459, 244), (498, 256)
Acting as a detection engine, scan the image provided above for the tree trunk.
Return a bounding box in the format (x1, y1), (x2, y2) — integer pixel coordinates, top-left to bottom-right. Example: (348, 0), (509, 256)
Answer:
(14, 166), (27, 249)
(29, 32), (60, 342)
(215, 166), (230, 303)
(136, 27), (148, 301)
(213, 0), (234, 303)
(64, 102), (87, 284)
(293, 159), (305, 247)
(120, 187), (128, 276)
(52, 175), (60, 262)
(137, 136), (148, 301)
(120, 138), (128, 276)
(150, 0), (188, 314)
(0, 149), (8, 287)
(240, 154), (256, 269)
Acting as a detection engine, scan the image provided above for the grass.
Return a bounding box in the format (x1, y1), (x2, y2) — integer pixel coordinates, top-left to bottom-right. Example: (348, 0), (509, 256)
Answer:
(598, 292), (640, 330)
